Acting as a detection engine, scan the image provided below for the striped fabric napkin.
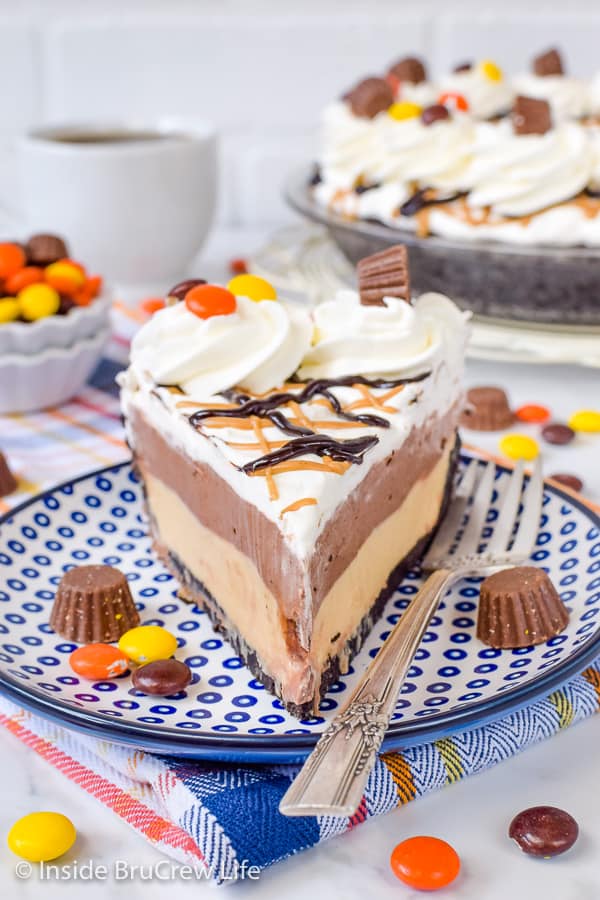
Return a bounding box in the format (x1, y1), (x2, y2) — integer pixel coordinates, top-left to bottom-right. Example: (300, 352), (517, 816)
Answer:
(1, 353), (599, 883)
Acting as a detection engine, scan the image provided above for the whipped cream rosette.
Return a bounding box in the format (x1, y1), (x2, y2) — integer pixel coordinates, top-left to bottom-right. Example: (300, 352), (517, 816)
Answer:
(513, 74), (590, 121)
(438, 61), (514, 119)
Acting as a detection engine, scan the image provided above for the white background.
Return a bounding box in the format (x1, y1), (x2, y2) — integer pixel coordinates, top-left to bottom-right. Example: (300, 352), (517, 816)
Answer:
(2, 0), (600, 225)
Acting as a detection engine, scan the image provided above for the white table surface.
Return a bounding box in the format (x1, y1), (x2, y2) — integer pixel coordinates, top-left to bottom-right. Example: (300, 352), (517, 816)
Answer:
(1, 227), (599, 899)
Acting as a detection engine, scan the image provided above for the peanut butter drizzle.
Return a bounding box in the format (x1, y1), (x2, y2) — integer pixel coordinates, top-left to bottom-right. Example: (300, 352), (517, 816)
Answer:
(247, 458), (350, 478)
(279, 497), (318, 517)
(415, 207), (431, 238)
(251, 416), (278, 501)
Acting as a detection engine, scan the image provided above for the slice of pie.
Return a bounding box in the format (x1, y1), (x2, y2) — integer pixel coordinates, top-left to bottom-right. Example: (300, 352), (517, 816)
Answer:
(119, 248), (469, 717)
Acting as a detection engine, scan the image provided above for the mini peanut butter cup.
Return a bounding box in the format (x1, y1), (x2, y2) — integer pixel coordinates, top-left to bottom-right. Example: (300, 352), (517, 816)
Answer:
(460, 386), (514, 431)
(346, 77), (394, 119)
(0, 452), (17, 497)
(513, 95), (552, 136)
(25, 233), (69, 267)
(477, 566), (569, 649)
(533, 47), (564, 77)
(357, 244), (411, 306)
(388, 56), (427, 85)
(50, 564), (140, 643)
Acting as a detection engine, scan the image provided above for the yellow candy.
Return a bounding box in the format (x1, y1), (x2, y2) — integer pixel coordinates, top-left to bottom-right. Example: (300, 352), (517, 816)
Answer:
(388, 101), (422, 121)
(479, 59), (503, 82)
(8, 812), (76, 862)
(568, 409), (600, 433)
(0, 297), (20, 323)
(18, 283), (60, 321)
(118, 624), (178, 664)
(227, 274), (277, 302)
(499, 433), (540, 461)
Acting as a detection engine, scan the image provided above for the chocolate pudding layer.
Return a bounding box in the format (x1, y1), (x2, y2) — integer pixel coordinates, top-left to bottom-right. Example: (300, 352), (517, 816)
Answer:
(130, 406), (460, 712)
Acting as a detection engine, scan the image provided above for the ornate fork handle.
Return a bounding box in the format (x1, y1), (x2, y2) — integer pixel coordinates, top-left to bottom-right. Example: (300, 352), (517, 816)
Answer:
(279, 568), (454, 817)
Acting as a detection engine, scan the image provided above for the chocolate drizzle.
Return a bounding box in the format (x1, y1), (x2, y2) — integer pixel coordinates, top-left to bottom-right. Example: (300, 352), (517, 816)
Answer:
(188, 371), (430, 473)
(242, 434), (379, 473)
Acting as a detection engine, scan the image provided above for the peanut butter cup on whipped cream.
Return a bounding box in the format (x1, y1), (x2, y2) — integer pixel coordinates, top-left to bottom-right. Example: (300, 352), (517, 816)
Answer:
(119, 251), (469, 716)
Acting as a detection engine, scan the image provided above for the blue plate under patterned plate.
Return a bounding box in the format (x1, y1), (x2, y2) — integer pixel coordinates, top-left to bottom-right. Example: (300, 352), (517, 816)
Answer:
(0, 451), (598, 761)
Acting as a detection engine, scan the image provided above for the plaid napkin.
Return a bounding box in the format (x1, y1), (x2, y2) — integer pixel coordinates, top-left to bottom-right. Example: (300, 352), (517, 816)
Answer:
(1, 353), (599, 883)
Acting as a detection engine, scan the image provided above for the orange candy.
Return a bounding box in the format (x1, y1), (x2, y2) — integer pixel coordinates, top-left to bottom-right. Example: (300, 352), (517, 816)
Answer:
(0, 243), (26, 279)
(5, 266), (44, 295)
(390, 836), (460, 891)
(185, 284), (237, 319)
(45, 259), (86, 296)
(229, 257), (248, 275)
(515, 404), (551, 424)
(438, 91), (469, 112)
(140, 297), (166, 315)
(70, 643), (129, 681)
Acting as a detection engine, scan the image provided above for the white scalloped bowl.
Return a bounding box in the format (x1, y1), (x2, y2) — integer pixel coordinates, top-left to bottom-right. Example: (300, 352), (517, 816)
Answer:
(0, 292), (112, 356)
(0, 327), (110, 414)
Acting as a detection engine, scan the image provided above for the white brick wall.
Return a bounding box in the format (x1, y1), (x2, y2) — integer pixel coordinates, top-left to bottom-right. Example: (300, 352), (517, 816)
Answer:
(1, 0), (599, 225)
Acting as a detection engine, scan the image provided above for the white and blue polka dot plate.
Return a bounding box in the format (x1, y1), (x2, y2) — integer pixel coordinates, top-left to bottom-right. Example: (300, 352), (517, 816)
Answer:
(0, 452), (599, 762)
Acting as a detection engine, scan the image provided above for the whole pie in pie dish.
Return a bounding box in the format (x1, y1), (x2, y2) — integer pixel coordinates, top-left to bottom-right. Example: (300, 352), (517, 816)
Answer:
(119, 250), (469, 716)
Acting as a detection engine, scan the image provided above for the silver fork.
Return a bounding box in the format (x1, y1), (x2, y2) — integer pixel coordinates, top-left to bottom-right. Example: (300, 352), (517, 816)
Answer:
(279, 457), (544, 817)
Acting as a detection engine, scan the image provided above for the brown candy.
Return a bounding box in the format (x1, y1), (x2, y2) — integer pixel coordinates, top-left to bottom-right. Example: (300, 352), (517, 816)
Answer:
(460, 386), (514, 431)
(541, 422), (575, 445)
(388, 56), (427, 85)
(346, 77), (394, 119)
(533, 48), (564, 78)
(513, 95), (552, 136)
(550, 472), (583, 493)
(132, 659), (192, 696)
(166, 278), (207, 302)
(25, 233), (69, 267)
(477, 566), (569, 649)
(50, 564), (140, 643)
(509, 806), (578, 857)
(421, 104), (450, 126)
(0, 451), (17, 497)
(453, 61), (473, 73)
(357, 245), (411, 306)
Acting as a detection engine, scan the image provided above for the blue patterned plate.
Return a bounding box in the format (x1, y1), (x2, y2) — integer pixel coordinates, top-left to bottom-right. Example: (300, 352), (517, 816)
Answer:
(0, 452), (598, 761)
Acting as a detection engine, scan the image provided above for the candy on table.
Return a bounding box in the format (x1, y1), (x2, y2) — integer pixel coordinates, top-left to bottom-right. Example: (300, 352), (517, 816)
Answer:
(541, 422), (575, 446)
(7, 811), (76, 862)
(515, 403), (551, 424)
(0, 242), (26, 279)
(132, 658), (193, 695)
(118, 624), (178, 664)
(390, 836), (460, 890)
(437, 91), (469, 112)
(185, 283), (237, 319)
(229, 257), (249, 275)
(226, 273), (277, 302)
(550, 472), (584, 493)
(461, 385), (514, 431)
(388, 101), (422, 120)
(18, 283), (61, 321)
(69, 643), (129, 680)
(509, 806), (579, 858)
(499, 433), (540, 461)
(0, 298), (20, 324)
(568, 409), (600, 433)
(0, 451), (18, 496)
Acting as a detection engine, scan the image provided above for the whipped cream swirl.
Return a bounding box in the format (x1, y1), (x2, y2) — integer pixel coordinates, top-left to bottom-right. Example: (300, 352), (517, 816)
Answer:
(318, 101), (388, 190)
(131, 297), (313, 398)
(298, 290), (469, 381)
(465, 120), (593, 216)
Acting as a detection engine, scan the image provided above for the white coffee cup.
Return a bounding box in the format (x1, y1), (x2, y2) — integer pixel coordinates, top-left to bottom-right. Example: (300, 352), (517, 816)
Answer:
(10, 118), (217, 289)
